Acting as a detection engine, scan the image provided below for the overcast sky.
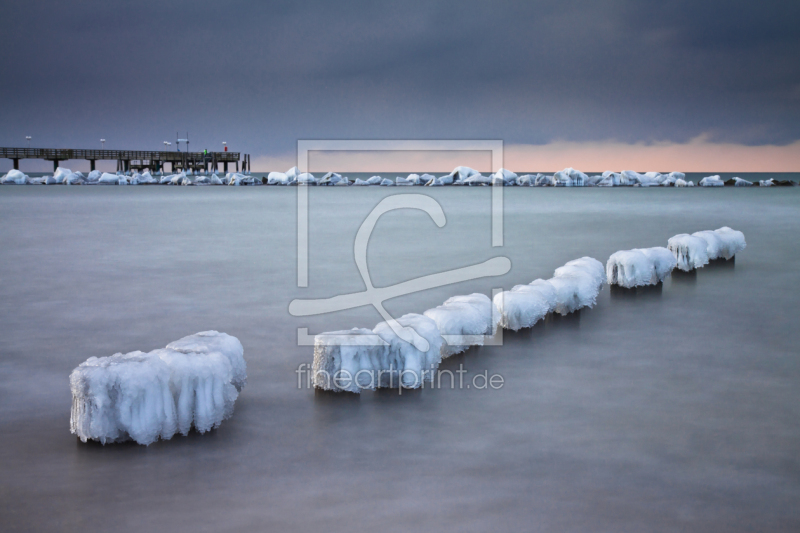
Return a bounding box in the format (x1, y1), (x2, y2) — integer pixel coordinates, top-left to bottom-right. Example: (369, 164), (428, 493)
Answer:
(1, 0), (798, 169)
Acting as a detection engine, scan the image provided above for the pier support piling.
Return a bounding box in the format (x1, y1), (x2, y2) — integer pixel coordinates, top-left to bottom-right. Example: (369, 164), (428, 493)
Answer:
(12, 159), (19, 170)
(89, 160), (95, 172)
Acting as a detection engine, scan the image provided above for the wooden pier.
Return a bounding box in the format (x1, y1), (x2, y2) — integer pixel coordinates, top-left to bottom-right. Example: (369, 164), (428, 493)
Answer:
(0, 147), (250, 174)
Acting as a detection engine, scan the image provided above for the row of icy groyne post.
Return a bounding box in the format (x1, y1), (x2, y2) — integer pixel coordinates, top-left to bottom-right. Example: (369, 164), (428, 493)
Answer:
(311, 227), (746, 394)
(3, 166), (796, 186)
(65, 228), (746, 444)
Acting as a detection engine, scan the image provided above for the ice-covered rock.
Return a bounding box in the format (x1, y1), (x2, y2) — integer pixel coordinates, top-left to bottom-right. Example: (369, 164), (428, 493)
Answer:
(380, 178), (395, 186)
(759, 179), (774, 187)
(318, 172), (342, 186)
(420, 173), (436, 185)
(98, 172), (119, 184)
(446, 166), (480, 183)
(1, 169), (29, 184)
(606, 247), (676, 288)
(463, 174), (491, 186)
(138, 171), (157, 184)
(667, 234), (710, 271)
(210, 174), (223, 185)
(353, 178), (369, 186)
(396, 176), (414, 186)
(675, 178), (692, 187)
(493, 279), (557, 331)
(699, 175), (724, 187)
(493, 168), (518, 186)
(70, 331), (246, 445)
(297, 172), (317, 185)
(549, 257), (605, 315)
(534, 174), (555, 187)
(366, 175), (383, 185)
(423, 293), (500, 357)
(267, 171), (289, 185)
(516, 174), (534, 186)
(731, 177), (752, 187)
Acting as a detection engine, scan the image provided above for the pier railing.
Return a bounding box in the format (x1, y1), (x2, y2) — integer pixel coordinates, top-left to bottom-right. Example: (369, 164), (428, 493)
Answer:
(0, 147), (240, 162)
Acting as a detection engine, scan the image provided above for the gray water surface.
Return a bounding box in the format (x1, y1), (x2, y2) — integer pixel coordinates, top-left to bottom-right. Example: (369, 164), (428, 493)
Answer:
(1, 187), (798, 532)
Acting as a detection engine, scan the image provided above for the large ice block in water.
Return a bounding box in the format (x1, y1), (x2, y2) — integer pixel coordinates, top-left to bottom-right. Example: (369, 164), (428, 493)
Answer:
(606, 247), (677, 288)
(668, 234), (710, 271)
(423, 293), (500, 356)
(493, 279), (557, 331)
(549, 257), (605, 315)
(70, 331), (245, 445)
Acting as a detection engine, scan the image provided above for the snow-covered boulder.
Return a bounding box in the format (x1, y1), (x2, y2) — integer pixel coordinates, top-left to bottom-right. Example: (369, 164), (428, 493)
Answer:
(446, 166), (480, 184)
(493, 168), (518, 185)
(699, 175), (724, 187)
(380, 178), (395, 186)
(97, 172), (119, 185)
(395, 176), (414, 186)
(138, 171), (157, 184)
(423, 293), (500, 357)
(516, 175), (534, 186)
(419, 173), (436, 185)
(366, 175), (383, 185)
(493, 279), (557, 331)
(267, 172), (289, 185)
(1, 169), (29, 184)
(353, 178), (369, 186)
(463, 174), (491, 186)
(70, 331), (246, 445)
(731, 177), (752, 187)
(759, 179), (774, 187)
(606, 247), (677, 288)
(318, 172), (342, 186)
(534, 174), (555, 187)
(667, 234), (710, 271)
(297, 172), (317, 185)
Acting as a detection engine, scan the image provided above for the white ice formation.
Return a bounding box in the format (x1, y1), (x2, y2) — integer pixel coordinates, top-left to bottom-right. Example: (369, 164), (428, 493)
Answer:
(606, 247), (677, 288)
(423, 293), (500, 357)
(667, 234), (711, 271)
(699, 175), (725, 187)
(70, 331), (246, 445)
(312, 314), (444, 393)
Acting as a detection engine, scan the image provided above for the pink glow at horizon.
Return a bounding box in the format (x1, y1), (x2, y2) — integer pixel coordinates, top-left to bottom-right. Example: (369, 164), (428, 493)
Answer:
(251, 138), (800, 173)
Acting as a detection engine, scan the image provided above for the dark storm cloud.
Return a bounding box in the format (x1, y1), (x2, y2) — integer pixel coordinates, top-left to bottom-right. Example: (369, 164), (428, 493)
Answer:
(1, 0), (798, 157)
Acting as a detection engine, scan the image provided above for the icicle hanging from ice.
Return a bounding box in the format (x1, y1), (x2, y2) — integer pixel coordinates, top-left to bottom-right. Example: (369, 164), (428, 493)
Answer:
(606, 247), (677, 288)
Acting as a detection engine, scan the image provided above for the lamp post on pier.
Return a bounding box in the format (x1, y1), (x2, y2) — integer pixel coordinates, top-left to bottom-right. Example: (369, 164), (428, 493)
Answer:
(26, 136), (31, 148)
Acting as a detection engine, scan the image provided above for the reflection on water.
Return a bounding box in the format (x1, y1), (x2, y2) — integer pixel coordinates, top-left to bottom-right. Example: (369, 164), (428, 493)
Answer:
(705, 256), (736, 271)
(610, 282), (664, 300)
(671, 268), (698, 285)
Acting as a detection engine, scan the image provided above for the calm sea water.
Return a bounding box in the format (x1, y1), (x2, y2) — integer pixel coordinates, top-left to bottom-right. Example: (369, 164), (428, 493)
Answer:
(1, 186), (799, 532)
